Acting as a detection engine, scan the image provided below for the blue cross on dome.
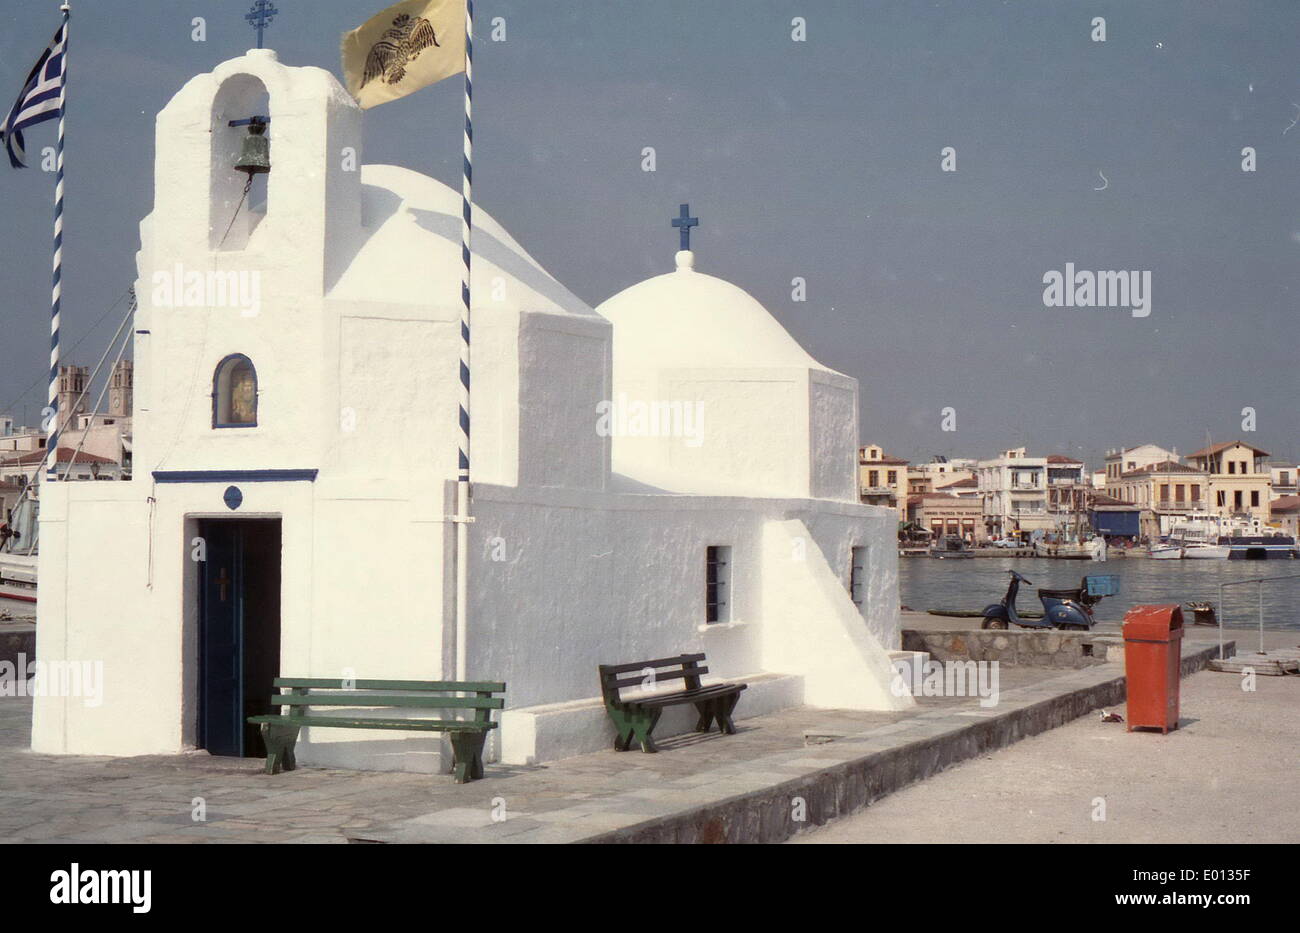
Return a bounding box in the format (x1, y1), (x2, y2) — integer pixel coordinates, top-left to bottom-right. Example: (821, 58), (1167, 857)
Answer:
(671, 203), (698, 252)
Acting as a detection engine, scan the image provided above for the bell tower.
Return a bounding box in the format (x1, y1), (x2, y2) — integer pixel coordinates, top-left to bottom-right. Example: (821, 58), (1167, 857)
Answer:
(146, 48), (363, 297)
(108, 359), (133, 418)
(130, 49), (365, 476)
(55, 365), (88, 433)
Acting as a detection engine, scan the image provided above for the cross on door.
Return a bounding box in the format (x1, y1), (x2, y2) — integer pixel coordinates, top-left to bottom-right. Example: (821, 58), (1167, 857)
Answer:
(215, 566), (232, 602)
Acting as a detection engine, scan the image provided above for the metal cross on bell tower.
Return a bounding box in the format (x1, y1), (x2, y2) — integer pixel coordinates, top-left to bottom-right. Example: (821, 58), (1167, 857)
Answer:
(671, 203), (699, 251)
(245, 0), (279, 49)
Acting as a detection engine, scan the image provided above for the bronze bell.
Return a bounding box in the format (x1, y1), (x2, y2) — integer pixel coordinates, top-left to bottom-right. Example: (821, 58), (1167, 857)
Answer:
(234, 119), (270, 176)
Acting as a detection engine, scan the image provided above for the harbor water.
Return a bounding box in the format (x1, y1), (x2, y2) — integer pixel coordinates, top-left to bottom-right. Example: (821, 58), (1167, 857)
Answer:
(899, 556), (1300, 631)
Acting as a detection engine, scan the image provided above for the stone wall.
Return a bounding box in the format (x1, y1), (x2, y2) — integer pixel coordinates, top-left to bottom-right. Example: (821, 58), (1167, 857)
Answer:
(902, 628), (1123, 668)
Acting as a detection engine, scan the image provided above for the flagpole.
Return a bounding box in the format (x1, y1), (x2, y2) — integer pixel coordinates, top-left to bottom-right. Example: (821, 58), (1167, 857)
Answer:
(453, 0), (474, 681)
(46, 2), (70, 482)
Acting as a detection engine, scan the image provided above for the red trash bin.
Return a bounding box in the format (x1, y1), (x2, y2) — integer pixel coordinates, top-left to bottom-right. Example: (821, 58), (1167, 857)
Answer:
(1122, 604), (1183, 733)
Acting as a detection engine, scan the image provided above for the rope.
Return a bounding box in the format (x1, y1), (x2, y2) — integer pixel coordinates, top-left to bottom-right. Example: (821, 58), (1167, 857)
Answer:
(7, 290), (135, 499)
(0, 284), (132, 420)
(65, 301), (133, 477)
(217, 174), (254, 250)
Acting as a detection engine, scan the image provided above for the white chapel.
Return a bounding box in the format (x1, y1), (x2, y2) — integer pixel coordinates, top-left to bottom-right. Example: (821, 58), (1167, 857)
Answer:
(32, 49), (910, 771)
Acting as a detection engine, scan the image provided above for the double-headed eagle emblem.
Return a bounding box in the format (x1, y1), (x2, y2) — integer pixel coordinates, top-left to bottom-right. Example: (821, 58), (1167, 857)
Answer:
(361, 13), (441, 87)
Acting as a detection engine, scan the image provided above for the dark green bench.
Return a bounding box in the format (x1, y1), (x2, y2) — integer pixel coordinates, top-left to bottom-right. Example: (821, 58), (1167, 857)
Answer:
(598, 653), (746, 753)
(247, 677), (506, 783)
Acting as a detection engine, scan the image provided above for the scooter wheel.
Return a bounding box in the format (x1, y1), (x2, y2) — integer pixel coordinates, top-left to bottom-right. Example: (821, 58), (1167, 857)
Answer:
(981, 618), (1009, 630)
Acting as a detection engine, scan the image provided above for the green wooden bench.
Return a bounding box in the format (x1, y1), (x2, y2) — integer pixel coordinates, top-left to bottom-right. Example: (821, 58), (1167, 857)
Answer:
(247, 677), (506, 783)
(598, 653), (746, 753)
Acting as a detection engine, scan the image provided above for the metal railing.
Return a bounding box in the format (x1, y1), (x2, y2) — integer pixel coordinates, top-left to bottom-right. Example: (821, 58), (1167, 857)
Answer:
(1216, 573), (1300, 659)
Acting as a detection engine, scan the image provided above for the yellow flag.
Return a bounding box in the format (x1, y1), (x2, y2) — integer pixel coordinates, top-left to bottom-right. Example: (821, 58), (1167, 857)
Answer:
(341, 0), (466, 109)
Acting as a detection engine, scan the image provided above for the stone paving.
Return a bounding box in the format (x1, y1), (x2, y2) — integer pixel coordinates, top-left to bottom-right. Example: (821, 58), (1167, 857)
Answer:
(0, 633), (1236, 844)
(0, 664), (1056, 844)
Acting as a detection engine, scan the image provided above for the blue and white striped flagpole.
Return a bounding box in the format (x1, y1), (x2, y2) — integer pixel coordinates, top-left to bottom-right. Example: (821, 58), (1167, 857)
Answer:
(453, 0), (474, 681)
(45, 2), (70, 483)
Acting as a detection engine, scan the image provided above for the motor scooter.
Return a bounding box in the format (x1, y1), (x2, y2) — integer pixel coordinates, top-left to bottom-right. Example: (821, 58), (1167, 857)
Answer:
(980, 570), (1118, 631)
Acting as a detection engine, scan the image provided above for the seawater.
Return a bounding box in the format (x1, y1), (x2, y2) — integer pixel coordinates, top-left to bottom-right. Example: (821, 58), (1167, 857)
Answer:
(899, 556), (1300, 631)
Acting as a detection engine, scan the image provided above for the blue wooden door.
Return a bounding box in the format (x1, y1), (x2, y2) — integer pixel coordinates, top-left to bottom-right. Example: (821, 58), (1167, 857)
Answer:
(199, 521), (243, 756)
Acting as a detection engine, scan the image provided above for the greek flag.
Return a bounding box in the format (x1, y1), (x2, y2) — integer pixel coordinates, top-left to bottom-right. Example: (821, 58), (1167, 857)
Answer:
(0, 21), (68, 168)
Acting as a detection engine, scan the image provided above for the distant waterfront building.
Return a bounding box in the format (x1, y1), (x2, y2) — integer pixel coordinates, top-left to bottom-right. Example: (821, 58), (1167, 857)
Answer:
(934, 475), (979, 499)
(907, 493), (984, 543)
(0, 427), (45, 454)
(0, 447), (121, 484)
(1087, 492), (1143, 541)
(0, 360), (135, 478)
(858, 444), (908, 519)
(908, 456), (976, 499)
(1186, 441), (1273, 526)
(1270, 496), (1300, 538)
(1044, 454), (1087, 522)
(1268, 463), (1298, 500)
(1103, 444), (1180, 485)
(977, 447), (1052, 538)
(1107, 459), (1208, 538)
(906, 470), (932, 497)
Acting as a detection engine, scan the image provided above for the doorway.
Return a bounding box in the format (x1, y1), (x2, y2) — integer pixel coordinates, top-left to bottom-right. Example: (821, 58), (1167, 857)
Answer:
(197, 518), (282, 757)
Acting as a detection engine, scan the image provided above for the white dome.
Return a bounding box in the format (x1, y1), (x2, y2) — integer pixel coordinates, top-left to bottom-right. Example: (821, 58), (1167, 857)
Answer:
(329, 164), (595, 319)
(596, 251), (833, 371)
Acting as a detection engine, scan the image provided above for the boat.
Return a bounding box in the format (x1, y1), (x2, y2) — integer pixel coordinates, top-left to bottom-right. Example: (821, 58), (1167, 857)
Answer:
(929, 535), (973, 559)
(0, 552), (37, 603)
(1222, 533), (1296, 560)
(1182, 542), (1230, 559)
(928, 607), (1044, 620)
(1034, 540), (1095, 560)
(1148, 542), (1183, 559)
(1169, 515), (1229, 560)
(0, 485), (38, 603)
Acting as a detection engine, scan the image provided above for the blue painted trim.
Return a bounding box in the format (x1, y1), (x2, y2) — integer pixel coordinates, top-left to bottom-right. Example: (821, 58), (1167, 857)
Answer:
(212, 353), (258, 429)
(152, 469), (317, 484)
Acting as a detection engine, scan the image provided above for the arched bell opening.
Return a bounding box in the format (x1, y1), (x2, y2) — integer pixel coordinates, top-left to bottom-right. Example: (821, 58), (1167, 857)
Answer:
(210, 74), (271, 251)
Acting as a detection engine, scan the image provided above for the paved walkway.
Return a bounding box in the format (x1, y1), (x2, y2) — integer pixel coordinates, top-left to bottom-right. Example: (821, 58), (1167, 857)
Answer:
(0, 633), (1249, 843)
(791, 667), (1300, 843)
(0, 664), (1060, 844)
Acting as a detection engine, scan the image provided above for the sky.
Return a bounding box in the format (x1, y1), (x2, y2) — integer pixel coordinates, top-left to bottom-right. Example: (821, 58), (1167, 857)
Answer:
(0, 0), (1296, 469)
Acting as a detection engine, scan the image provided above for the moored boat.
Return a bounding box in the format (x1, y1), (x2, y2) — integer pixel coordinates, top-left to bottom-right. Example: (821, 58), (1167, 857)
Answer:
(929, 535), (973, 559)
(1182, 542), (1230, 559)
(0, 488), (38, 602)
(1222, 534), (1296, 560)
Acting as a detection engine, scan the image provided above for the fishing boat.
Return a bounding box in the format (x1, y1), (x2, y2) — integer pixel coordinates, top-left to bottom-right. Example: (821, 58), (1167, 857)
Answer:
(1034, 540), (1094, 560)
(929, 535), (973, 559)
